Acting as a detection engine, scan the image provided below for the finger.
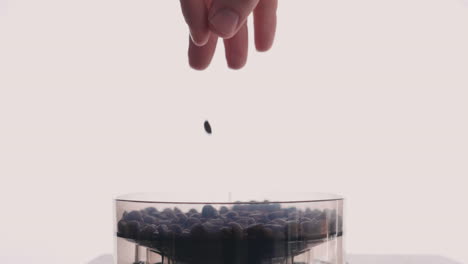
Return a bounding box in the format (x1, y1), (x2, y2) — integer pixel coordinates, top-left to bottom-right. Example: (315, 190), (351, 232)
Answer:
(223, 22), (248, 69)
(254, 0), (278, 51)
(208, 0), (260, 39)
(188, 33), (218, 70)
(180, 0), (210, 46)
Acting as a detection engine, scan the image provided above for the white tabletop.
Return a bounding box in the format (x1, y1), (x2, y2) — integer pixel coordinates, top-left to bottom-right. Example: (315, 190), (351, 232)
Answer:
(87, 254), (462, 264)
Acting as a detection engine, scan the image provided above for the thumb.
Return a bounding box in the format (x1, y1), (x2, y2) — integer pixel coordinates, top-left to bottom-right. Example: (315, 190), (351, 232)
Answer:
(208, 0), (260, 39)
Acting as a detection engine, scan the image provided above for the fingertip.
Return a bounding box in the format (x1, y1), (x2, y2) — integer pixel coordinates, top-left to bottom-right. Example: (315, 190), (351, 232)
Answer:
(227, 60), (246, 70)
(189, 61), (210, 71)
(190, 30), (210, 47)
(255, 41), (273, 52)
(188, 34), (218, 71)
(208, 8), (240, 39)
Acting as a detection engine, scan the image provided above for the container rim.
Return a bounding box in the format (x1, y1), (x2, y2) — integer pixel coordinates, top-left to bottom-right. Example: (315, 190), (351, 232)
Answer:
(115, 192), (344, 204)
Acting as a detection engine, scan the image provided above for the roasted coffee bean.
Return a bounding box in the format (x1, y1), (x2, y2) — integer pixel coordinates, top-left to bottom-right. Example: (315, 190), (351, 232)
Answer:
(238, 217), (255, 224)
(176, 213), (188, 223)
(204, 120), (212, 134)
(208, 219), (224, 226)
(125, 211), (143, 222)
(268, 211), (285, 220)
(126, 220), (140, 239)
(201, 205), (218, 218)
(250, 213), (268, 223)
(239, 211), (250, 216)
(143, 215), (157, 225)
(220, 226), (233, 239)
(270, 219), (287, 225)
(144, 207), (158, 215)
(232, 203), (248, 211)
(161, 208), (177, 219)
(158, 224), (172, 240)
(190, 223), (205, 239)
(158, 220), (172, 225)
(170, 224), (183, 235)
(225, 211), (239, 219)
(219, 206), (229, 214)
(228, 222), (244, 240)
(117, 220), (128, 234)
(185, 217), (201, 228)
(246, 224), (266, 240)
(190, 213), (201, 218)
(139, 225), (157, 240)
(182, 229), (191, 237)
(202, 223), (222, 240)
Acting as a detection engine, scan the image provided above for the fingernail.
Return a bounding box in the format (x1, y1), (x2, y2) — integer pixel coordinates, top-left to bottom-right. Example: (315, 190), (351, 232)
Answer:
(209, 8), (239, 37)
(190, 32), (203, 46)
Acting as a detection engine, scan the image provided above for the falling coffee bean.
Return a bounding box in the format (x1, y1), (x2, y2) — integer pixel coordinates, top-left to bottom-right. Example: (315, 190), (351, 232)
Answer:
(204, 120), (212, 134)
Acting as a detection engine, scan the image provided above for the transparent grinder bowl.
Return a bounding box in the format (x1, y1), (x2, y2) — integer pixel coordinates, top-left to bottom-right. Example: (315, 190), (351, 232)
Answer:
(115, 193), (345, 264)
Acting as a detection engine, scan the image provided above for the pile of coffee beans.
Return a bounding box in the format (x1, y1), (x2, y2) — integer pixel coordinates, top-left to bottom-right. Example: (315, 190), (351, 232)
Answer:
(117, 202), (343, 264)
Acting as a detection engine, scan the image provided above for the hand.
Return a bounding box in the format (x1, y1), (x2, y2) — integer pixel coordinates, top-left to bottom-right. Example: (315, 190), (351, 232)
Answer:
(180, 0), (278, 70)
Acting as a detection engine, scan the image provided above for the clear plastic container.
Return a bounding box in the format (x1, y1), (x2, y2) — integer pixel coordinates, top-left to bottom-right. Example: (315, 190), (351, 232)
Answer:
(115, 193), (345, 264)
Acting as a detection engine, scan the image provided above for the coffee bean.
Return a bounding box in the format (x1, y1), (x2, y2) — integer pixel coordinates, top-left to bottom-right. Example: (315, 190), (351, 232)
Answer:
(236, 217), (255, 228)
(204, 120), (212, 134)
(208, 219), (224, 226)
(228, 222), (243, 240)
(185, 217), (201, 229)
(270, 218), (286, 225)
(140, 225), (157, 240)
(176, 213), (188, 224)
(201, 205), (218, 218)
(190, 223), (205, 239)
(202, 223), (222, 240)
(161, 208), (177, 219)
(126, 220), (140, 239)
(170, 224), (183, 235)
(117, 220), (128, 235)
(246, 224), (266, 240)
(250, 213), (268, 223)
(219, 206), (229, 214)
(125, 211), (143, 222)
(158, 224), (172, 240)
(232, 203), (248, 211)
(143, 215), (157, 225)
(225, 211), (239, 219)
(190, 213), (201, 218)
(144, 207), (158, 215)
(268, 211), (285, 220)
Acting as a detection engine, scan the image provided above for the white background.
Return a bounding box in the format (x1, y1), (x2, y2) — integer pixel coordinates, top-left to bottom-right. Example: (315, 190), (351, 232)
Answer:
(1, 0), (467, 263)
